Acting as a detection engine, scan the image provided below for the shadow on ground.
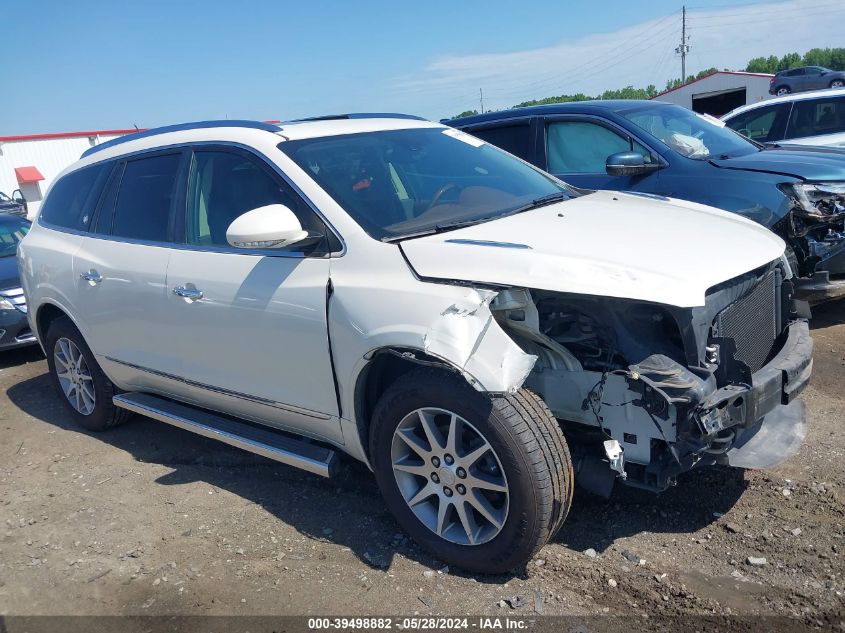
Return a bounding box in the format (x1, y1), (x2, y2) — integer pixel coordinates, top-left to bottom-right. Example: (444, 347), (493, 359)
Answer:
(808, 296), (845, 330)
(556, 466), (746, 553)
(0, 344), (43, 369)
(8, 361), (744, 580)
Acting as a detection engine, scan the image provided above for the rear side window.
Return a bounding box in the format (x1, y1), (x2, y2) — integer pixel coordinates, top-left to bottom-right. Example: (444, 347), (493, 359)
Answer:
(111, 153), (182, 242)
(785, 97), (845, 139)
(469, 125), (532, 161)
(725, 104), (785, 141)
(39, 163), (111, 231)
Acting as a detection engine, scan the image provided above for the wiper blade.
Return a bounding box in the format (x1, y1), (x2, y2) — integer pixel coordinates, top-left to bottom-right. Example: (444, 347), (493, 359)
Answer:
(429, 193), (568, 234)
(382, 191), (569, 242)
(507, 191), (569, 215)
(381, 218), (487, 242)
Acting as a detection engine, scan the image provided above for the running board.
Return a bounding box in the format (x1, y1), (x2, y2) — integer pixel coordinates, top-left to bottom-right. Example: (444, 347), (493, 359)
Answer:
(113, 392), (338, 477)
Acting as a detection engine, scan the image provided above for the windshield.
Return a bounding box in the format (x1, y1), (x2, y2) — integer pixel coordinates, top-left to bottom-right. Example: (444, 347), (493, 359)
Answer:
(279, 127), (572, 240)
(620, 104), (759, 160)
(0, 217), (30, 257)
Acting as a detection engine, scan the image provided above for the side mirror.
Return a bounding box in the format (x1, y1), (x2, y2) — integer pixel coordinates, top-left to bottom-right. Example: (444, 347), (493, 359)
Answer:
(11, 189), (27, 211)
(226, 204), (309, 249)
(606, 152), (654, 176)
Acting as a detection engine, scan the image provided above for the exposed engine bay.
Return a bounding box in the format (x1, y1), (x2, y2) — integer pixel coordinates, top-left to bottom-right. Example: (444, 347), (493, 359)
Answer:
(491, 260), (812, 494)
(779, 182), (845, 301)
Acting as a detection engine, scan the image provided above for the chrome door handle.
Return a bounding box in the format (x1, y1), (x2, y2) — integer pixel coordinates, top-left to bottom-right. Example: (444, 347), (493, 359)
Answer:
(80, 270), (103, 285)
(173, 285), (203, 301)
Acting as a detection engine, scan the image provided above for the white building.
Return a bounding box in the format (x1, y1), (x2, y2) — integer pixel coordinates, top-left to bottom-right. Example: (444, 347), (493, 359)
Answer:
(652, 71), (775, 117)
(0, 129), (136, 218)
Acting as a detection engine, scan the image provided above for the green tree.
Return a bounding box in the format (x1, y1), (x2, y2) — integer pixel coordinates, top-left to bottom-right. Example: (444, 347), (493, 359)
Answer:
(746, 55), (778, 73)
(778, 52), (802, 71)
(452, 109), (479, 119)
(802, 47), (845, 70)
(513, 93), (592, 107)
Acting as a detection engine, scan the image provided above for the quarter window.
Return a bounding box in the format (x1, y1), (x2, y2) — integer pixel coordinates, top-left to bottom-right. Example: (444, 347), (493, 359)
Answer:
(39, 162), (111, 231)
(470, 125), (532, 161)
(186, 150), (320, 248)
(725, 104), (781, 141)
(111, 153), (181, 242)
(546, 121), (650, 173)
(785, 97), (845, 139)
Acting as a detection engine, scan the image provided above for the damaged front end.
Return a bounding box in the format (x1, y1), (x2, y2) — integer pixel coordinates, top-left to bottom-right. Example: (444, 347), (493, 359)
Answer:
(490, 260), (812, 495)
(778, 182), (845, 303)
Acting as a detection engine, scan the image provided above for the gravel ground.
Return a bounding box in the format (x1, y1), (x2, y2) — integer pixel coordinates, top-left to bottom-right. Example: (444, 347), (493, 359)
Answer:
(0, 301), (843, 630)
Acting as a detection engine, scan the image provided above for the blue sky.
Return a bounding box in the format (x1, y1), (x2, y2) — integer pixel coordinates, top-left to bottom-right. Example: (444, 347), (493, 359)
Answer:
(2, 0), (843, 134)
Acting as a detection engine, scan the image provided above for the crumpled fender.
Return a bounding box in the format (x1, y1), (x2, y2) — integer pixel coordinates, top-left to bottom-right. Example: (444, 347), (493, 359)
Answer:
(420, 289), (537, 392)
(330, 282), (537, 422)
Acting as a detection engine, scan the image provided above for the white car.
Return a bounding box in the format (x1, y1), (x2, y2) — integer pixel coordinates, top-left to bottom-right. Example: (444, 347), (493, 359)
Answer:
(18, 115), (812, 573)
(722, 88), (845, 148)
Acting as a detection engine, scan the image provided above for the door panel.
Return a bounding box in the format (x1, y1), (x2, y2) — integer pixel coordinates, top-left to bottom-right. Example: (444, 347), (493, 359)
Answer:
(161, 250), (339, 441)
(154, 147), (341, 442)
(71, 151), (184, 388)
(73, 237), (171, 377)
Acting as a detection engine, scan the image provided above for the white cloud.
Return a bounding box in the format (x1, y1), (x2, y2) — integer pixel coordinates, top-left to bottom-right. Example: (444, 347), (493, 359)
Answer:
(394, 0), (845, 118)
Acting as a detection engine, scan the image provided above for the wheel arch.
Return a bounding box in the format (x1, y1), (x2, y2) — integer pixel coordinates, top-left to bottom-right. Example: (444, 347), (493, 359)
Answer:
(351, 347), (465, 464)
(35, 300), (78, 349)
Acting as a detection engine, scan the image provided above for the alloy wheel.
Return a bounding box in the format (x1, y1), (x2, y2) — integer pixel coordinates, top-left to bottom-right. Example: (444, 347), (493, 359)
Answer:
(390, 407), (509, 546)
(54, 337), (96, 415)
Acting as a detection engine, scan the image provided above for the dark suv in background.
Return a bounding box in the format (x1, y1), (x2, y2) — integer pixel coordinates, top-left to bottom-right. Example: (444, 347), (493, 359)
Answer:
(770, 66), (845, 96)
(447, 101), (845, 303)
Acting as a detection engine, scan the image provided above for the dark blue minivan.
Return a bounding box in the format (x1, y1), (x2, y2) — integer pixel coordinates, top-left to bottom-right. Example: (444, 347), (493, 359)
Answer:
(448, 101), (845, 302)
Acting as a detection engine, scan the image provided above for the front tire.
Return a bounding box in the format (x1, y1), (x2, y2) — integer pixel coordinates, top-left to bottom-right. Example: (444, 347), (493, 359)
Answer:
(45, 316), (131, 431)
(369, 368), (573, 574)
(831, 79), (844, 89)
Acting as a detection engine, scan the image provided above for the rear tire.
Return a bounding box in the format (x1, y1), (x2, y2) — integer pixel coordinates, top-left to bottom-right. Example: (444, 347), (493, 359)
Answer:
(776, 86), (790, 96)
(45, 316), (131, 432)
(369, 368), (573, 574)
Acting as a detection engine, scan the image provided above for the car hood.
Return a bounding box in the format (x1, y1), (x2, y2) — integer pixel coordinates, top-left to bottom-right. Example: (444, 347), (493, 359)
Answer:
(710, 147), (845, 180)
(0, 255), (20, 290)
(399, 190), (785, 308)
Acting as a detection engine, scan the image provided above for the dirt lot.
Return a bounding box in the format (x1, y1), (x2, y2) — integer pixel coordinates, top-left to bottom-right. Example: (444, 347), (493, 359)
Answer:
(1, 301), (843, 629)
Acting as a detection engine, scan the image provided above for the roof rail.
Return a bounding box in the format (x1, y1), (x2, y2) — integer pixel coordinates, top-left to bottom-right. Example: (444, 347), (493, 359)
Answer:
(286, 113), (426, 123)
(80, 120), (281, 158)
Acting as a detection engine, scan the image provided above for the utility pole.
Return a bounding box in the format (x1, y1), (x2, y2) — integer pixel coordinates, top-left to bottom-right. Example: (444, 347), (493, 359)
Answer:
(479, 88), (484, 114)
(675, 5), (689, 82)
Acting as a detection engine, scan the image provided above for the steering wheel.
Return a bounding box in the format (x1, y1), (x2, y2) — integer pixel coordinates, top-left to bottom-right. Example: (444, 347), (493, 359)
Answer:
(425, 183), (460, 212)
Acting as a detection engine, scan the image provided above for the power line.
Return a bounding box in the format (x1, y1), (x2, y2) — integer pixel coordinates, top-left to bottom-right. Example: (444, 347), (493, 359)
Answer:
(402, 8), (680, 103)
(689, 0), (842, 20)
(688, 5), (844, 28)
(481, 19), (681, 102)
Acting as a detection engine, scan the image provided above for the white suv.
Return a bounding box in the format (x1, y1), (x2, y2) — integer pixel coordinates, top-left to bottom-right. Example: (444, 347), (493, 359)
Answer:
(722, 88), (845, 148)
(19, 115), (813, 573)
